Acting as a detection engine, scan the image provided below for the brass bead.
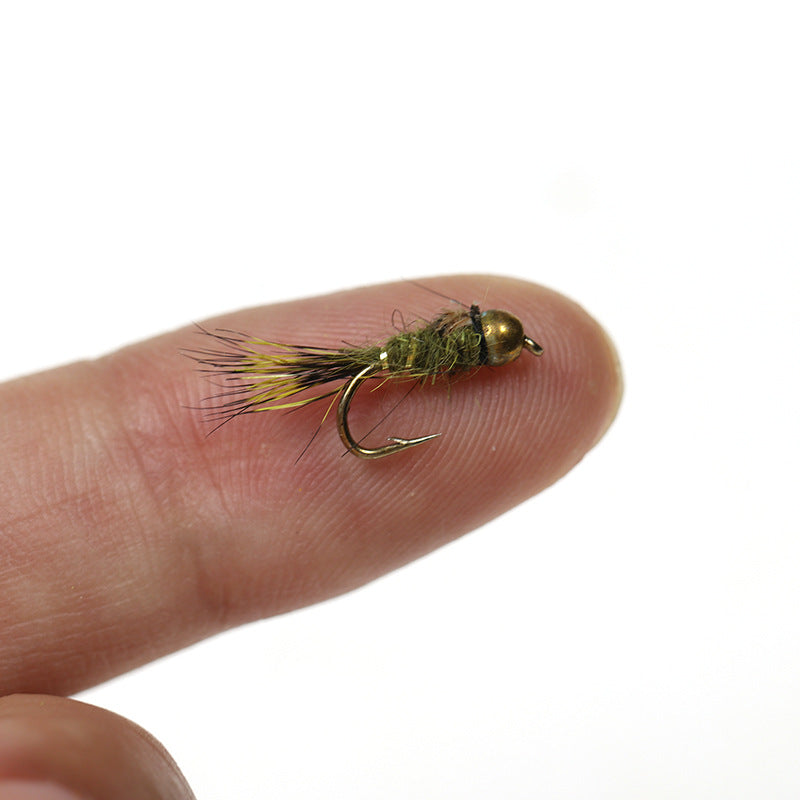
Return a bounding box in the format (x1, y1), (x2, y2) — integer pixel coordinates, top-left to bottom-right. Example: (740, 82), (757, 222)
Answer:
(480, 309), (525, 366)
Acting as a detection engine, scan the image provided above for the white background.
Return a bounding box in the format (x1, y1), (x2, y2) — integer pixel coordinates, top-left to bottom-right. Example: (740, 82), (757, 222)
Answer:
(1, 2), (798, 798)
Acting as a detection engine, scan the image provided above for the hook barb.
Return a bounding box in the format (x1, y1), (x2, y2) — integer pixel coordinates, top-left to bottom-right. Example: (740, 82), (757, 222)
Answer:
(337, 364), (441, 459)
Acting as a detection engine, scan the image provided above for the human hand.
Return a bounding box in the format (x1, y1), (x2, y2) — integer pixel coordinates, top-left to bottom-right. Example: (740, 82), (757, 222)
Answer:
(0, 276), (621, 798)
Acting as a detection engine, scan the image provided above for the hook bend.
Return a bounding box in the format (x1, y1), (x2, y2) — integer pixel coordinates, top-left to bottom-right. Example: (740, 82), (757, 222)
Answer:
(336, 364), (441, 459)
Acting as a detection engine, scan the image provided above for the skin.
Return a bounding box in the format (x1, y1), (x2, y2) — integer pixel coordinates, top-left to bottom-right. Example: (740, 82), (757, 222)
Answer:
(0, 276), (622, 798)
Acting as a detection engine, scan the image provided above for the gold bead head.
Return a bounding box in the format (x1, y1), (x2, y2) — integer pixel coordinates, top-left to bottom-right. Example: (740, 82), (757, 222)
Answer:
(480, 309), (527, 366)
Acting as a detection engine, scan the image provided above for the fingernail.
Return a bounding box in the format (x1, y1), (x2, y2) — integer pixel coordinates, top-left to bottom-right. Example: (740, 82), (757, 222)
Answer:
(0, 781), (86, 800)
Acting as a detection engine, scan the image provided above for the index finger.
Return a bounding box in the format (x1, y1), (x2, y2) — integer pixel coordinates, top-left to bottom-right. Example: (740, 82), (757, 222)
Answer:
(0, 275), (621, 696)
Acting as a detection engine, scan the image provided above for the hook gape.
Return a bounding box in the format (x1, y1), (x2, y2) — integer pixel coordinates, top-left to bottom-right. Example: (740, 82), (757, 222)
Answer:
(335, 310), (544, 459)
(336, 364), (441, 459)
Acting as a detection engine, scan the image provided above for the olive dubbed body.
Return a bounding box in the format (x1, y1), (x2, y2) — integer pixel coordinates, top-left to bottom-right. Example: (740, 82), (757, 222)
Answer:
(381, 304), (542, 375)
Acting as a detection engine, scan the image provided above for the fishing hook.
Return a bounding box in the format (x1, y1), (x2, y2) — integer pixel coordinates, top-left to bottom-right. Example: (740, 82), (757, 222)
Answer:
(336, 330), (544, 459)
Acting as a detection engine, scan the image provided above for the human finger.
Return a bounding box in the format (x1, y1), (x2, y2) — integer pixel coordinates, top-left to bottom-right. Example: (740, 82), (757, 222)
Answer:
(0, 275), (621, 695)
(0, 694), (194, 799)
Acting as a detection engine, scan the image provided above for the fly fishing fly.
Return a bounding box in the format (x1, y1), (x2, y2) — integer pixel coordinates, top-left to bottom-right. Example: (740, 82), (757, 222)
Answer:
(187, 297), (543, 459)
